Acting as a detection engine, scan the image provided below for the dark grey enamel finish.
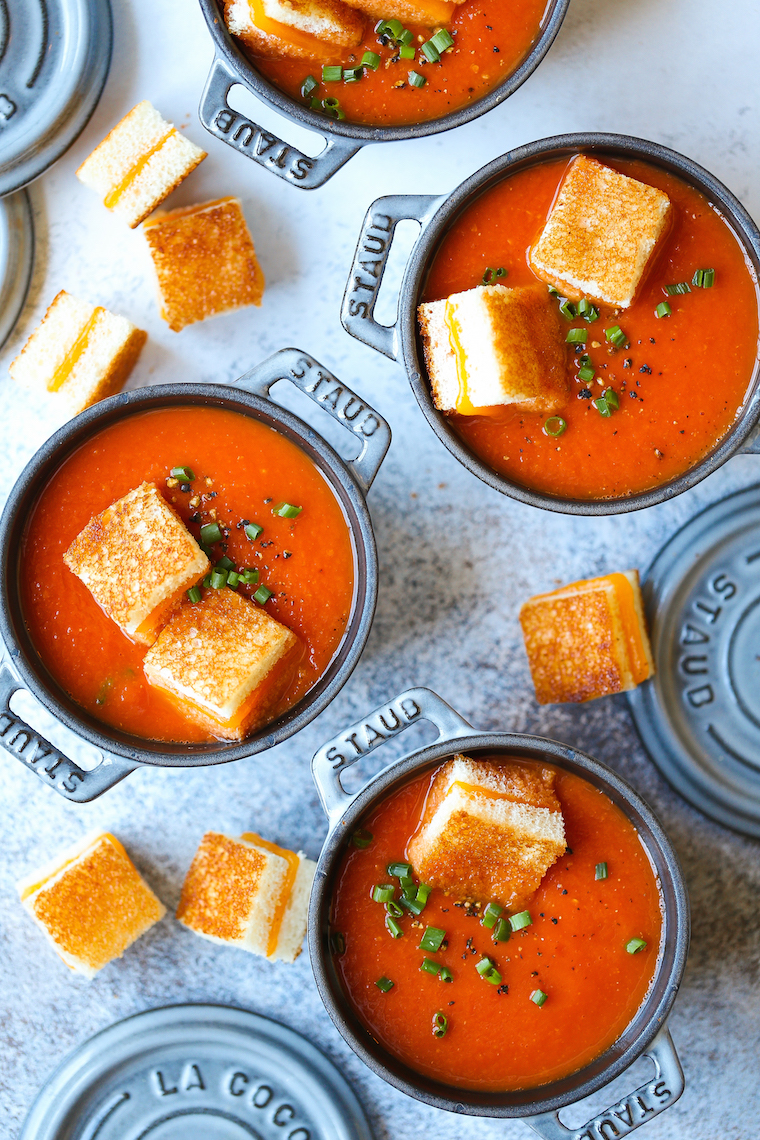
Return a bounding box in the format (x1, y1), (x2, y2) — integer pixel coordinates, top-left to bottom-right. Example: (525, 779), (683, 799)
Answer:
(0, 189), (33, 348)
(309, 688), (689, 1130)
(629, 484), (760, 837)
(342, 132), (760, 514)
(196, 0), (571, 188)
(0, 348), (389, 801)
(20, 1004), (372, 1140)
(0, 0), (112, 194)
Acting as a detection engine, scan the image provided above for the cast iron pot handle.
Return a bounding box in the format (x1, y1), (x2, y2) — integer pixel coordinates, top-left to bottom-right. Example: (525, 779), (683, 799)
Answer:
(199, 55), (362, 189)
(341, 193), (443, 360)
(311, 686), (473, 825)
(234, 347), (391, 493)
(0, 663), (138, 802)
(523, 1024), (684, 1140)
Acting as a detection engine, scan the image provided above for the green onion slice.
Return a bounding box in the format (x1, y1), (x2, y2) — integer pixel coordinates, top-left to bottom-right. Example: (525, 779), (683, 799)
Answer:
(202, 574), (212, 588)
(322, 64), (342, 82)
(300, 75), (318, 98)
(241, 568), (260, 586)
(226, 571), (240, 589)
(482, 902), (503, 929)
(578, 364), (595, 382)
(385, 915), (403, 939)
(439, 966), (453, 983)
(544, 416), (567, 437)
(482, 266), (507, 285)
(171, 466), (194, 481)
(594, 397), (612, 417)
(388, 861), (412, 878)
(200, 522), (223, 545)
(253, 585), (273, 604)
(421, 39), (440, 62)
(386, 17), (404, 36)
(398, 27), (413, 44)
(485, 967), (502, 985)
(210, 568), (228, 589)
(509, 910), (532, 932)
(408, 70), (426, 87)
(692, 268), (715, 288)
(595, 861), (609, 880)
(432, 1011), (448, 1038)
(244, 522), (263, 541)
(603, 388), (619, 410)
(399, 43), (415, 59)
(415, 883), (432, 908)
(419, 926), (446, 952)
(605, 324), (628, 349)
(665, 281), (691, 295)
(476, 956), (495, 976)
(655, 301), (672, 318)
(362, 50), (380, 69)
(385, 900), (403, 918)
(493, 917), (511, 943)
(321, 96), (345, 119)
(187, 585), (202, 603)
(272, 501), (302, 519)
(421, 958), (441, 976)
(375, 976), (394, 992)
(343, 67), (362, 82)
(530, 988), (548, 1007)
(372, 883), (395, 903)
(626, 937), (647, 954)
(399, 875), (415, 893)
(431, 28), (454, 52)
(566, 328), (587, 344)
(216, 555), (235, 571)
(400, 896), (424, 916)
(578, 298), (599, 322)
(558, 299), (576, 321)
(351, 828), (373, 849)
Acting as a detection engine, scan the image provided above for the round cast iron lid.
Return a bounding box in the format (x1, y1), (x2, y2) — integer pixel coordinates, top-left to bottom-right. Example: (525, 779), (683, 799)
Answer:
(628, 484), (760, 837)
(0, 187), (33, 347)
(0, 0), (112, 195)
(20, 1003), (373, 1140)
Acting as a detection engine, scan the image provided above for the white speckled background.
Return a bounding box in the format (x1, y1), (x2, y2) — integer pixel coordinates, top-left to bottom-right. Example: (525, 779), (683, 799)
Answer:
(1, 0), (759, 1136)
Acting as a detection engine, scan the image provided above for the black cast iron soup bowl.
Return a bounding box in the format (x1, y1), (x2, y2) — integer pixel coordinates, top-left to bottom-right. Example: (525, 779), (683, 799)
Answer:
(196, 0), (571, 189)
(309, 687), (690, 1137)
(0, 348), (390, 803)
(341, 131), (760, 515)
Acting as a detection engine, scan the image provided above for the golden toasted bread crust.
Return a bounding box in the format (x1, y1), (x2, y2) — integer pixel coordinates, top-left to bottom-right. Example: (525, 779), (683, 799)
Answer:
(224, 0), (363, 60)
(177, 832), (267, 942)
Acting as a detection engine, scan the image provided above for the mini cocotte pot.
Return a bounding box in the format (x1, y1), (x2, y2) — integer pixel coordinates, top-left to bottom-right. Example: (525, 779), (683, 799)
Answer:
(341, 132), (760, 514)
(196, 0), (571, 189)
(309, 687), (690, 1135)
(0, 348), (390, 803)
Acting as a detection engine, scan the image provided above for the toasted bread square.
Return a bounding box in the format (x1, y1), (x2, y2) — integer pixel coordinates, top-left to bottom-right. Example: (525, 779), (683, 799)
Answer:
(143, 197), (265, 332)
(529, 156), (671, 309)
(9, 291), (147, 414)
(64, 482), (209, 646)
(176, 831), (316, 961)
(407, 756), (565, 908)
(17, 831), (165, 979)
(224, 0), (363, 60)
(520, 569), (655, 704)
(143, 589), (299, 740)
(341, 0), (461, 27)
(76, 100), (206, 228)
(417, 284), (569, 415)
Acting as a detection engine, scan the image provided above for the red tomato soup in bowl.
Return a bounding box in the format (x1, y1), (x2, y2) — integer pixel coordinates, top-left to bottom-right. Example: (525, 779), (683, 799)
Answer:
(330, 756), (663, 1091)
(420, 154), (760, 500)
(20, 405), (355, 744)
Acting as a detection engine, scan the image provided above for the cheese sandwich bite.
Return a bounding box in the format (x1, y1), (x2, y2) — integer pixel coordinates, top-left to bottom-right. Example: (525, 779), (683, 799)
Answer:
(18, 831), (165, 979)
(520, 569), (655, 704)
(176, 831), (316, 961)
(529, 155), (672, 309)
(224, 0), (363, 61)
(417, 284), (568, 415)
(63, 482), (209, 646)
(143, 589), (300, 741)
(143, 197), (265, 331)
(408, 756), (566, 908)
(76, 100), (206, 228)
(341, 0), (461, 27)
(9, 290), (147, 415)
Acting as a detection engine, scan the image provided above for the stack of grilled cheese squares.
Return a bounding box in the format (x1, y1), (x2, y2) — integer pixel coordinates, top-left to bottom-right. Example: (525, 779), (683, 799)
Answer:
(9, 291), (147, 415)
(408, 756), (566, 908)
(529, 156), (672, 309)
(18, 832), (165, 978)
(177, 831), (316, 962)
(224, 0), (363, 59)
(76, 100), (207, 228)
(520, 570), (655, 704)
(417, 284), (569, 416)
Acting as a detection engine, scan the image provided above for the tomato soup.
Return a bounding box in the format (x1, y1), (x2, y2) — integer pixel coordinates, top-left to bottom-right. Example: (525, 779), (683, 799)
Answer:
(251, 0), (549, 128)
(422, 156), (760, 500)
(20, 406), (355, 743)
(331, 760), (663, 1091)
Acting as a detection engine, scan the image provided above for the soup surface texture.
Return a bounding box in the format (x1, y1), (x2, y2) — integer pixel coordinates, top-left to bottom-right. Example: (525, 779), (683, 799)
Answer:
(331, 760), (663, 1091)
(21, 406), (355, 743)
(252, 0), (549, 128)
(422, 155), (759, 499)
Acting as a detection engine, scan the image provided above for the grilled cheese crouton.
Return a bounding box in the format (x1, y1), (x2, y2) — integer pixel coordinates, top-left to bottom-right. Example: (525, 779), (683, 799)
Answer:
(18, 831), (165, 979)
(64, 482), (209, 646)
(143, 197), (265, 332)
(529, 156), (672, 309)
(408, 756), (565, 908)
(143, 589), (300, 741)
(76, 101), (206, 228)
(341, 0), (459, 27)
(176, 831), (316, 961)
(9, 291), (147, 414)
(418, 284), (569, 416)
(520, 569), (655, 704)
(224, 0), (363, 61)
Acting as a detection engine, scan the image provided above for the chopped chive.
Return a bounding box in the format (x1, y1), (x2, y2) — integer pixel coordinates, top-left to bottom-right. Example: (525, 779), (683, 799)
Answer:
(322, 65), (342, 82)
(244, 522), (263, 541)
(482, 266), (507, 285)
(398, 27), (413, 45)
(171, 466), (194, 481)
(440, 966), (453, 983)
(476, 956), (495, 976)
(386, 900), (403, 918)
(692, 268), (715, 288)
(202, 574), (212, 588)
(375, 976), (394, 992)
(578, 298), (599, 322)
(241, 568), (260, 587)
(626, 937), (647, 954)
(399, 43), (415, 59)
(432, 1011), (448, 1038)
(210, 568), (228, 589)
(388, 861), (412, 878)
(578, 365), (596, 383)
(330, 931), (346, 954)
(603, 388), (619, 410)
(200, 522), (223, 545)
(372, 883), (396, 903)
(385, 915), (403, 938)
(352, 828), (373, 849)
(485, 967), (502, 985)
(309, 96), (322, 111)
(493, 917), (511, 943)
(253, 585), (273, 604)
(187, 585), (202, 603)
(361, 50), (380, 69)
(595, 861), (609, 880)
(430, 28), (454, 52)
(421, 39), (440, 62)
(400, 896), (425, 916)
(566, 328), (587, 344)
(655, 301), (672, 319)
(594, 396), (612, 417)
(300, 75), (318, 98)
(421, 958), (441, 976)
(665, 281), (691, 295)
(222, 569), (237, 589)
(544, 415), (567, 437)
(321, 96), (345, 119)
(216, 555), (235, 571)
(481, 902), (503, 929)
(408, 70), (426, 87)
(579, 352), (592, 366)
(399, 875), (415, 894)
(272, 501), (302, 519)
(558, 299), (577, 321)
(605, 324), (628, 349)
(419, 926), (446, 952)
(530, 988), (548, 1007)
(509, 910), (532, 932)
(416, 883), (432, 906)
(386, 17), (404, 36)
(343, 67), (362, 82)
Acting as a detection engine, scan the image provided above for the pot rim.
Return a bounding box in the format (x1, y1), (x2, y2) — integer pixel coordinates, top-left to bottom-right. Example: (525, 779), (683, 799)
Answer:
(0, 378), (378, 767)
(197, 0), (572, 143)
(309, 727), (690, 1116)
(397, 131), (760, 515)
